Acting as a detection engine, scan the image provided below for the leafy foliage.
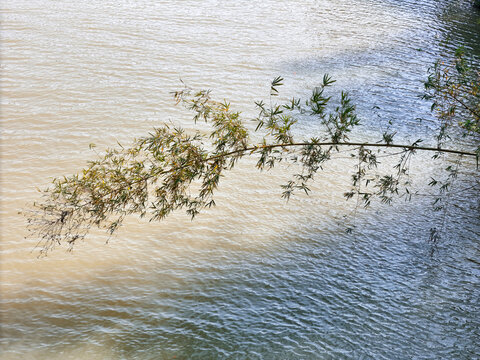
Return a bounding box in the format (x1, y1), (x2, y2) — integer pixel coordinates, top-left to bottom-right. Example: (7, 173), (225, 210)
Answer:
(423, 48), (480, 228)
(25, 74), (478, 255)
(424, 47), (480, 140)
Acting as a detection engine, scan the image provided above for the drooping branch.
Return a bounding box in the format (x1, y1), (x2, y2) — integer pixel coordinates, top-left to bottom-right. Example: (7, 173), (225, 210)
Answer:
(25, 75), (479, 255)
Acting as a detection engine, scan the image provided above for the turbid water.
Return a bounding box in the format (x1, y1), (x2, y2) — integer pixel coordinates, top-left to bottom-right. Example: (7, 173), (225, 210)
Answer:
(1, 0), (479, 358)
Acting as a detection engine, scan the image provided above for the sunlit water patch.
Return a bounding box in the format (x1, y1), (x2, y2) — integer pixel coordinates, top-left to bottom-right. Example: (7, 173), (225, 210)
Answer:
(1, 0), (479, 358)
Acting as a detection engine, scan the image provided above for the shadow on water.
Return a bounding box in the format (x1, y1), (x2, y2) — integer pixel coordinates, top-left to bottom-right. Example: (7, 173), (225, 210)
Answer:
(278, 0), (480, 140)
(1, 161), (479, 359)
(1, 0), (479, 359)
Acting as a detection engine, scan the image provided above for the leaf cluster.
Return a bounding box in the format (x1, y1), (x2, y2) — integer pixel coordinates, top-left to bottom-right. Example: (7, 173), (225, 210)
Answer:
(424, 47), (480, 142)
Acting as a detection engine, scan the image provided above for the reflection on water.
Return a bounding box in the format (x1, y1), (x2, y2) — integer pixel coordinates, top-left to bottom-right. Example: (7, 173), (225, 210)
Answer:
(1, 0), (479, 358)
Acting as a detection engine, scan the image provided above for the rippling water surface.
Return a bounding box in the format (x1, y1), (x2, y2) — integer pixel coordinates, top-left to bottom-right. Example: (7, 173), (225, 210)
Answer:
(1, 0), (479, 358)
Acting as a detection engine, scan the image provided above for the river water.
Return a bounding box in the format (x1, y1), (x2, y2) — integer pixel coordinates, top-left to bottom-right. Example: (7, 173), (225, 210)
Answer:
(1, 0), (479, 358)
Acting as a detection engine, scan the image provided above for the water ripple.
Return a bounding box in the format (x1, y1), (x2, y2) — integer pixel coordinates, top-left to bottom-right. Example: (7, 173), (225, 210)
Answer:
(2, 0), (479, 359)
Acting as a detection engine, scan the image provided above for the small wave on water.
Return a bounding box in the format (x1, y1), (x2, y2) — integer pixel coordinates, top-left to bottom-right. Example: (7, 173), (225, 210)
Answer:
(1, 0), (479, 358)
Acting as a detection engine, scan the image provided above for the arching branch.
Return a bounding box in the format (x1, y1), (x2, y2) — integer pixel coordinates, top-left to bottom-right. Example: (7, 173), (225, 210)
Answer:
(25, 76), (479, 255)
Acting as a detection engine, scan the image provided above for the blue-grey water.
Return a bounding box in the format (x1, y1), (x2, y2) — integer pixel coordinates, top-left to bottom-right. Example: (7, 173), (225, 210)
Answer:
(1, 0), (479, 359)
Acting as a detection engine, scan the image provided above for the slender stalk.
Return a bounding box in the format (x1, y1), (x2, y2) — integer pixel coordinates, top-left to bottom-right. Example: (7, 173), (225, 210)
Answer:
(210, 141), (477, 161)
